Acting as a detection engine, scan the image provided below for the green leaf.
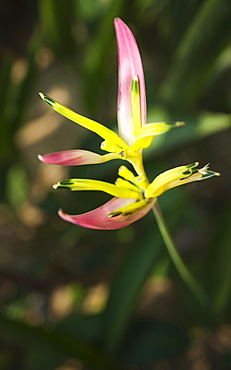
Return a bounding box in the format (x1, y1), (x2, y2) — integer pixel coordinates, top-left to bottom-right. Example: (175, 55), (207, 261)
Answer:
(144, 110), (231, 158)
(56, 313), (108, 358)
(6, 165), (28, 208)
(39, 0), (77, 56)
(0, 313), (116, 369)
(102, 223), (163, 353)
(203, 201), (231, 314)
(161, 0), (231, 113)
(117, 319), (188, 364)
(83, 0), (125, 114)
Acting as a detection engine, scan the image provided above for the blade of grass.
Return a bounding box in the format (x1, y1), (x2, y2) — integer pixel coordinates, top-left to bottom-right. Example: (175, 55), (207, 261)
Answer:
(161, 0), (231, 113)
(144, 110), (231, 159)
(203, 201), (231, 314)
(0, 55), (14, 162)
(153, 201), (212, 312)
(83, 0), (125, 114)
(102, 225), (163, 354)
(39, 0), (76, 56)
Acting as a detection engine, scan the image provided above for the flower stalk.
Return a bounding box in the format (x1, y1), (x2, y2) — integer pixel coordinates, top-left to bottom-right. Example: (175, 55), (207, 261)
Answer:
(153, 201), (211, 310)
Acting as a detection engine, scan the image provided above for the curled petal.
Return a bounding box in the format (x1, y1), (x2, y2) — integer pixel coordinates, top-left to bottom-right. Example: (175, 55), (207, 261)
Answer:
(108, 199), (149, 217)
(132, 121), (185, 151)
(145, 163), (220, 198)
(114, 18), (146, 146)
(38, 150), (120, 166)
(58, 197), (156, 230)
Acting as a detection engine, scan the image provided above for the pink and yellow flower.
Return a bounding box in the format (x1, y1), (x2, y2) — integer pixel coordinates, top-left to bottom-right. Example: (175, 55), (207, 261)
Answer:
(38, 19), (219, 230)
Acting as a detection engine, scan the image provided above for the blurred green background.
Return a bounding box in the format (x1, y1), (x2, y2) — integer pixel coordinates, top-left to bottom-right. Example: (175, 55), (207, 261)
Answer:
(0, 0), (231, 369)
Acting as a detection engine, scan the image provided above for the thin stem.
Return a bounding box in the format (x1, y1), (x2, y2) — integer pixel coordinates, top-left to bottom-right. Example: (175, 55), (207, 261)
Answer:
(152, 201), (211, 311)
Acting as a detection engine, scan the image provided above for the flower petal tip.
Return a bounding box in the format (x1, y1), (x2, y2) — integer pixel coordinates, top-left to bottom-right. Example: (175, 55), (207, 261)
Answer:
(176, 121), (185, 127)
(58, 208), (65, 217)
(39, 92), (45, 100)
(198, 163), (220, 178)
(114, 17), (122, 25)
(114, 16), (146, 145)
(58, 209), (72, 223)
(39, 93), (54, 108)
(38, 154), (46, 163)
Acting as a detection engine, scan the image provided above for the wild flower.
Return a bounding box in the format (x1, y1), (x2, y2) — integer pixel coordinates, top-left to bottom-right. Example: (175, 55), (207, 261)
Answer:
(39, 18), (219, 230)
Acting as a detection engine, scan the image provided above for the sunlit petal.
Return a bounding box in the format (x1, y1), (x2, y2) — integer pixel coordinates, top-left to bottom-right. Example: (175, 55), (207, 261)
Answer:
(131, 75), (142, 140)
(38, 150), (120, 166)
(118, 165), (147, 188)
(114, 18), (146, 146)
(39, 93), (126, 148)
(108, 198), (155, 217)
(132, 121), (185, 151)
(145, 163), (220, 198)
(118, 165), (136, 182)
(115, 177), (137, 189)
(58, 197), (155, 230)
(54, 178), (143, 199)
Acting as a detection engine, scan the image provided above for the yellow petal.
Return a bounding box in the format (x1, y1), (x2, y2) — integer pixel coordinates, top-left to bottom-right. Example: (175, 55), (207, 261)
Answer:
(145, 162), (220, 198)
(132, 121), (185, 151)
(115, 178), (142, 195)
(39, 93), (126, 149)
(118, 165), (147, 188)
(53, 178), (142, 199)
(131, 75), (142, 140)
(108, 199), (149, 217)
(118, 165), (136, 182)
(100, 140), (128, 158)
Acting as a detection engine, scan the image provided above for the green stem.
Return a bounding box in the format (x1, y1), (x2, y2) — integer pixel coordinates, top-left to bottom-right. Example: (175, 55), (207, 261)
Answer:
(152, 201), (211, 311)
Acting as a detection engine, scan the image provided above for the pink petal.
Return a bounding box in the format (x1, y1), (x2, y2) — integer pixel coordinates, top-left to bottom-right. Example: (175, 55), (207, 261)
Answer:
(114, 18), (146, 146)
(38, 150), (117, 166)
(58, 197), (155, 230)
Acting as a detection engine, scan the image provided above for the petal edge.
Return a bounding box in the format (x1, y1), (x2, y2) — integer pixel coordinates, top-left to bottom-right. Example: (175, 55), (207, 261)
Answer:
(38, 150), (120, 166)
(114, 18), (146, 146)
(58, 197), (155, 230)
